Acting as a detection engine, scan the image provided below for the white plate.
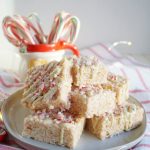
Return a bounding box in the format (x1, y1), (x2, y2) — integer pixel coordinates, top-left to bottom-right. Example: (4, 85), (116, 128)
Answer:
(2, 89), (147, 150)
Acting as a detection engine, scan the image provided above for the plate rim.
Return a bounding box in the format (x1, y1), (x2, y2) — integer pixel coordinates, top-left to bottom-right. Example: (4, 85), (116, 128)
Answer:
(1, 89), (147, 150)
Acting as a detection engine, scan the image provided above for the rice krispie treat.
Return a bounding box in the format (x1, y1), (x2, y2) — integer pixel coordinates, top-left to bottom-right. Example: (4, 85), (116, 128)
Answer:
(22, 56), (108, 110)
(102, 73), (129, 105)
(86, 102), (144, 140)
(22, 57), (73, 110)
(22, 109), (85, 148)
(71, 56), (108, 86)
(69, 85), (116, 118)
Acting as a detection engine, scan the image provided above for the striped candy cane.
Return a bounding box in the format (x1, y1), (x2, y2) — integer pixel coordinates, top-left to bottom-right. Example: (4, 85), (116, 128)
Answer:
(47, 11), (80, 44)
(3, 16), (36, 47)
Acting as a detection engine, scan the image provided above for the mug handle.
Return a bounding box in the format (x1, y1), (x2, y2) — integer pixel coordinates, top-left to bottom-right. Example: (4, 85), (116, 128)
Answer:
(55, 40), (80, 57)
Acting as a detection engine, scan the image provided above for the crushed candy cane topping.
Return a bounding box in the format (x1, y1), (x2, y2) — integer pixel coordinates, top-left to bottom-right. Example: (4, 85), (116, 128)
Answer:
(107, 73), (127, 84)
(107, 73), (117, 81)
(100, 104), (137, 118)
(72, 84), (102, 96)
(23, 61), (62, 101)
(33, 108), (75, 123)
(72, 56), (99, 66)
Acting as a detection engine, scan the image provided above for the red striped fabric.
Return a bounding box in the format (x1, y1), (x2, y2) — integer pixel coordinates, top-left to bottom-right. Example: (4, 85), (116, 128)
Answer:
(134, 144), (150, 148)
(0, 76), (23, 88)
(129, 89), (150, 93)
(141, 100), (150, 104)
(135, 69), (149, 90)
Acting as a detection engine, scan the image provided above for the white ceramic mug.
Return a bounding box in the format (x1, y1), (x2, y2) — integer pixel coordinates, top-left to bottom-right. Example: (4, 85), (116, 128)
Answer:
(19, 40), (80, 80)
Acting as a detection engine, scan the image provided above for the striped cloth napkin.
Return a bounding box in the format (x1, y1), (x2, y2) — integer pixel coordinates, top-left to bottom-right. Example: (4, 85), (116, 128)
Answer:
(0, 43), (150, 150)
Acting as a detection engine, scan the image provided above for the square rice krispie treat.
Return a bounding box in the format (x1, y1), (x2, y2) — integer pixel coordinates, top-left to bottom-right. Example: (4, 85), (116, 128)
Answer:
(69, 85), (116, 118)
(22, 57), (73, 110)
(86, 102), (144, 140)
(102, 72), (129, 105)
(71, 56), (108, 86)
(22, 109), (85, 148)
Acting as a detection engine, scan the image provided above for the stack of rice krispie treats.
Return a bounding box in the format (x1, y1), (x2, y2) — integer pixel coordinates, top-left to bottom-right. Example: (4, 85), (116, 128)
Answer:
(21, 56), (144, 148)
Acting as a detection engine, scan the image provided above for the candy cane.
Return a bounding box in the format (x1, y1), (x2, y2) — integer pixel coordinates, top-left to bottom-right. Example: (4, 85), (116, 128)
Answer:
(47, 12), (64, 43)
(28, 13), (46, 43)
(3, 16), (35, 47)
(47, 11), (80, 44)
(11, 15), (36, 44)
(61, 15), (80, 43)
(2, 14), (45, 47)
(53, 12), (71, 43)
(3, 12), (80, 48)
(15, 14), (44, 44)
(10, 24), (30, 46)
(48, 12), (70, 43)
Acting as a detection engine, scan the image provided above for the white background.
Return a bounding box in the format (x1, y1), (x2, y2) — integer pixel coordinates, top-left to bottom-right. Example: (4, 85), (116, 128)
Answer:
(0, 0), (150, 54)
